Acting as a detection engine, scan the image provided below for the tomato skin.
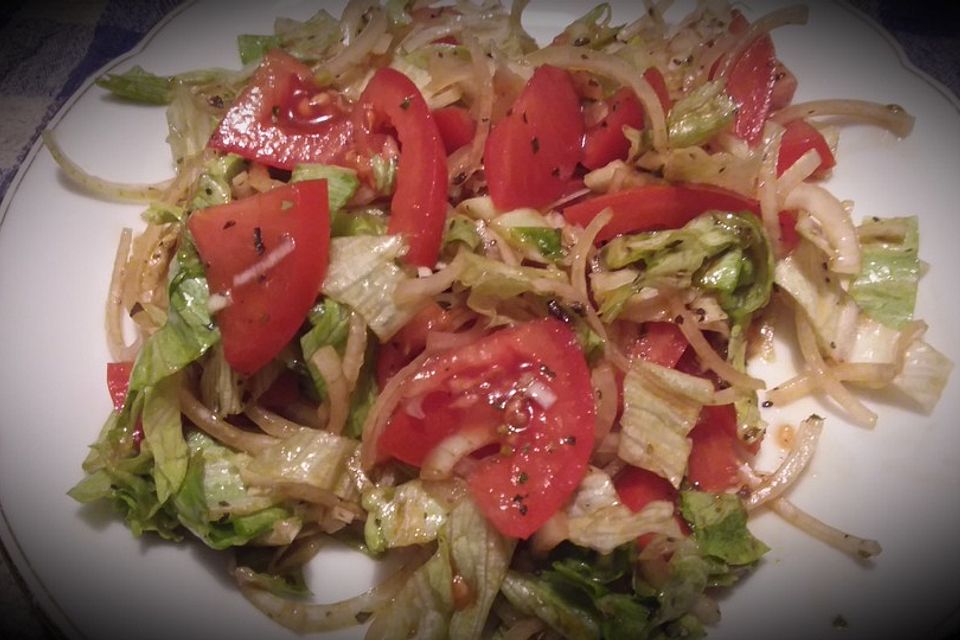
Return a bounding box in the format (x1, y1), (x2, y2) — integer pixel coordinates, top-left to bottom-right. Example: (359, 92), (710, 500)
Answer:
(188, 180), (330, 375)
(377, 319), (596, 539)
(107, 362), (133, 411)
(582, 88), (645, 170)
(563, 184), (761, 244)
(375, 302), (466, 388)
(485, 66), (584, 211)
(776, 119), (835, 177)
(432, 106), (476, 154)
(687, 404), (743, 493)
(356, 68), (448, 267)
(615, 465), (677, 512)
(725, 34), (778, 145)
(770, 61), (797, 110)
(208, 50), (354, 170)
(630, 322), (688, 369)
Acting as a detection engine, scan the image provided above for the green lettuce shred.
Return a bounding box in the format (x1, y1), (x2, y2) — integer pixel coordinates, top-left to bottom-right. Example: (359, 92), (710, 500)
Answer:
(679, 491), (769, 566)
(97, 66), (173, 104)
(849, 216), (921, 329)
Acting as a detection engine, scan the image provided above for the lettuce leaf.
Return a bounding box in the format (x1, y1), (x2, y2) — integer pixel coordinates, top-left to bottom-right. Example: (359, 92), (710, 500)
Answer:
(500, 570), (600, 640)
(849, 217), (920, 329)
(129, 235), (219, 391)
(600, 211), (773, 323)
(290, 164), (359, 212)
(141, 375), (189, 504)
(679, 491), (769, 566)
(362, 480), (455, 553)
(619, 361), (715, 487)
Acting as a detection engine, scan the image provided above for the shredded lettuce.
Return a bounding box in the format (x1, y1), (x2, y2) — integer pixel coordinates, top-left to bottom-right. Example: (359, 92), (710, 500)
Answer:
(443, 214), (482, 254)
(97, 66), (173, 104)
(849, 217), (921, 329)
(456, 251), (570, 317)
(141, 375), (189, 504)
(600, 211), (773, 323)
(362, 480), (455, 553)
(237, 34), (282, 65)
(680, 491), (769, 566)
(500, 570), (599, 640)
(666, 80), (738, 148)
(890, 339), (953, 413)
(290, 164), (359, 212)
(491, 208), (566, 263)
(565, 468), (679, 554)
(619, 361), (715, 487)
(240, 10), (341, 64)
(321, 235), (423, 340)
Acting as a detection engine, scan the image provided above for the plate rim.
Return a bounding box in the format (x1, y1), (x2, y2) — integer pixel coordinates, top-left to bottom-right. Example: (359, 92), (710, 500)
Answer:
(0, 1), (956, 638)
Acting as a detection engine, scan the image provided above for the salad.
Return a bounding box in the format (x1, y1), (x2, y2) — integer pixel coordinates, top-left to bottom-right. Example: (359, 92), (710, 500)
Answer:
(50, 0), (953, 638)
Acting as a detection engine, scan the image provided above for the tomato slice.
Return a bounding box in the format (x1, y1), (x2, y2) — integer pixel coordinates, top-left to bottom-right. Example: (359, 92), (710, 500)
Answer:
(776, 119), (836, 177)
(107, 361), (133, 411)
(188, 180), (330, 375)
(562, 183), (762, 244)
(770, 60), (798, 110)
(485, 65), (584, 211)
(208, 51), (354, 171)
(432, 106), (477, 154)
(726, 34), (777, 145)
(687, 404), (743, 493)
(356, 68), (448, 267)
(614, 465), (677, 512)
(630, 322), (688, 369)
(377, 319), (596, 539)
(375, 302), (466, 388)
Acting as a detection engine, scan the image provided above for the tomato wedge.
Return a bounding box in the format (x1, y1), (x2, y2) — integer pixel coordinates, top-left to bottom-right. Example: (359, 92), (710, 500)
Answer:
(777, 119), (835, 177)
(563, 184), (761, 244)
(377, 318), (596, 539)
(106, 361), (133, 411)
(725, 34), (777, 145)
(188, 180), (330, 375)
(356, 68), (448, 267)
(582, 68), (671, 170)
(433, 106), (476, 154)
(485, 65), (584, 211)
(630, 322), (688, 369)
(208, 50), (354, 170)
(615, 465), (677, 513)
(687, 404), (743, 493)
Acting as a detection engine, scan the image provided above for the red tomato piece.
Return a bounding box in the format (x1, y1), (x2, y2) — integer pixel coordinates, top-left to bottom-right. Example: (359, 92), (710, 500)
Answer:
(375, 302), (466, 387)
(614, 465), (677, 512)
(208, 50), (355, 171)
(188, 180), (330, 375)
(485, 65), (584, 211)
(776, 119), (836, 177)
(631, 322), (688, 369)
(582, 88), (644, 170)
(770, 61), (798, 110)
(432, 106), (476, 154)
(779, 209), (800, 254)
(356, 68), (448, 267)
(562, 183), (761, 244)
(106, 361), (133, 411)
(687, 404), (742, 493)
(725, 34), (778, 145)
(377, 319), (596, 539)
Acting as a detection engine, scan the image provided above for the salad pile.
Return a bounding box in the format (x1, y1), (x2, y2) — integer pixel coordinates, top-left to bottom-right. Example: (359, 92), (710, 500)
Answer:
(53, 1), (953, 638)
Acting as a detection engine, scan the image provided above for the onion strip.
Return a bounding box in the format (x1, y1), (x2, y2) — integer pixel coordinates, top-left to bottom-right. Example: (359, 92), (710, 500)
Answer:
(179, 386), (277, 454)
(310, 346), (349, 435)
(769, 498), (882, 559)
(758, 121), (786, 256)
(42, 130), (173, 202)
(772, 99), (914, 137)
(244, 405), (309, 439)
(745, 415), (823, 510)
(105, 228), (141, 362)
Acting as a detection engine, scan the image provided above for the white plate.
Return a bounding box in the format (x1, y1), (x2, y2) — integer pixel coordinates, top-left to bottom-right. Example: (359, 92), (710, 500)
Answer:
(1, 1), (958, 639)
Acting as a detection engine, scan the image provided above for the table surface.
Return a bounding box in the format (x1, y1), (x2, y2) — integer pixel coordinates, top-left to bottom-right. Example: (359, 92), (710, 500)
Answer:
(0, 1), (957, 639)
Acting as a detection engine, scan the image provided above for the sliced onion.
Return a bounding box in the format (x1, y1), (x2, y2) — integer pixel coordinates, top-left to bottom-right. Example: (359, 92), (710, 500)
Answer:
(745, 415), (823, 510)
(785, 183), (861, 274)
(772, 99), (914, 137)
(342, 311), (368, 390)
(42, 130), (173, 202)
(420, 426), (499, 481)
(179, 385), (277, 454)
(758, 121), (786, 256)
(393, 251), (466, 305)
(777, 148), (822, 206)
(671, 298), (765, 390)
(591, 362), (618, 447)
(234, 547), (428, 633)
(448, 32), (494, 184)
(244, 404), (309, 440)
(310, 346), (349, 435)
(325, 6), (388, 78)
(105, 228), (141, 362)
(525, 379), (557, 409)
(770, 497), (882, 559)
(794, 311), (877, 427)
(570, 208), (611, 302)
(502, 617), (546, 640)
